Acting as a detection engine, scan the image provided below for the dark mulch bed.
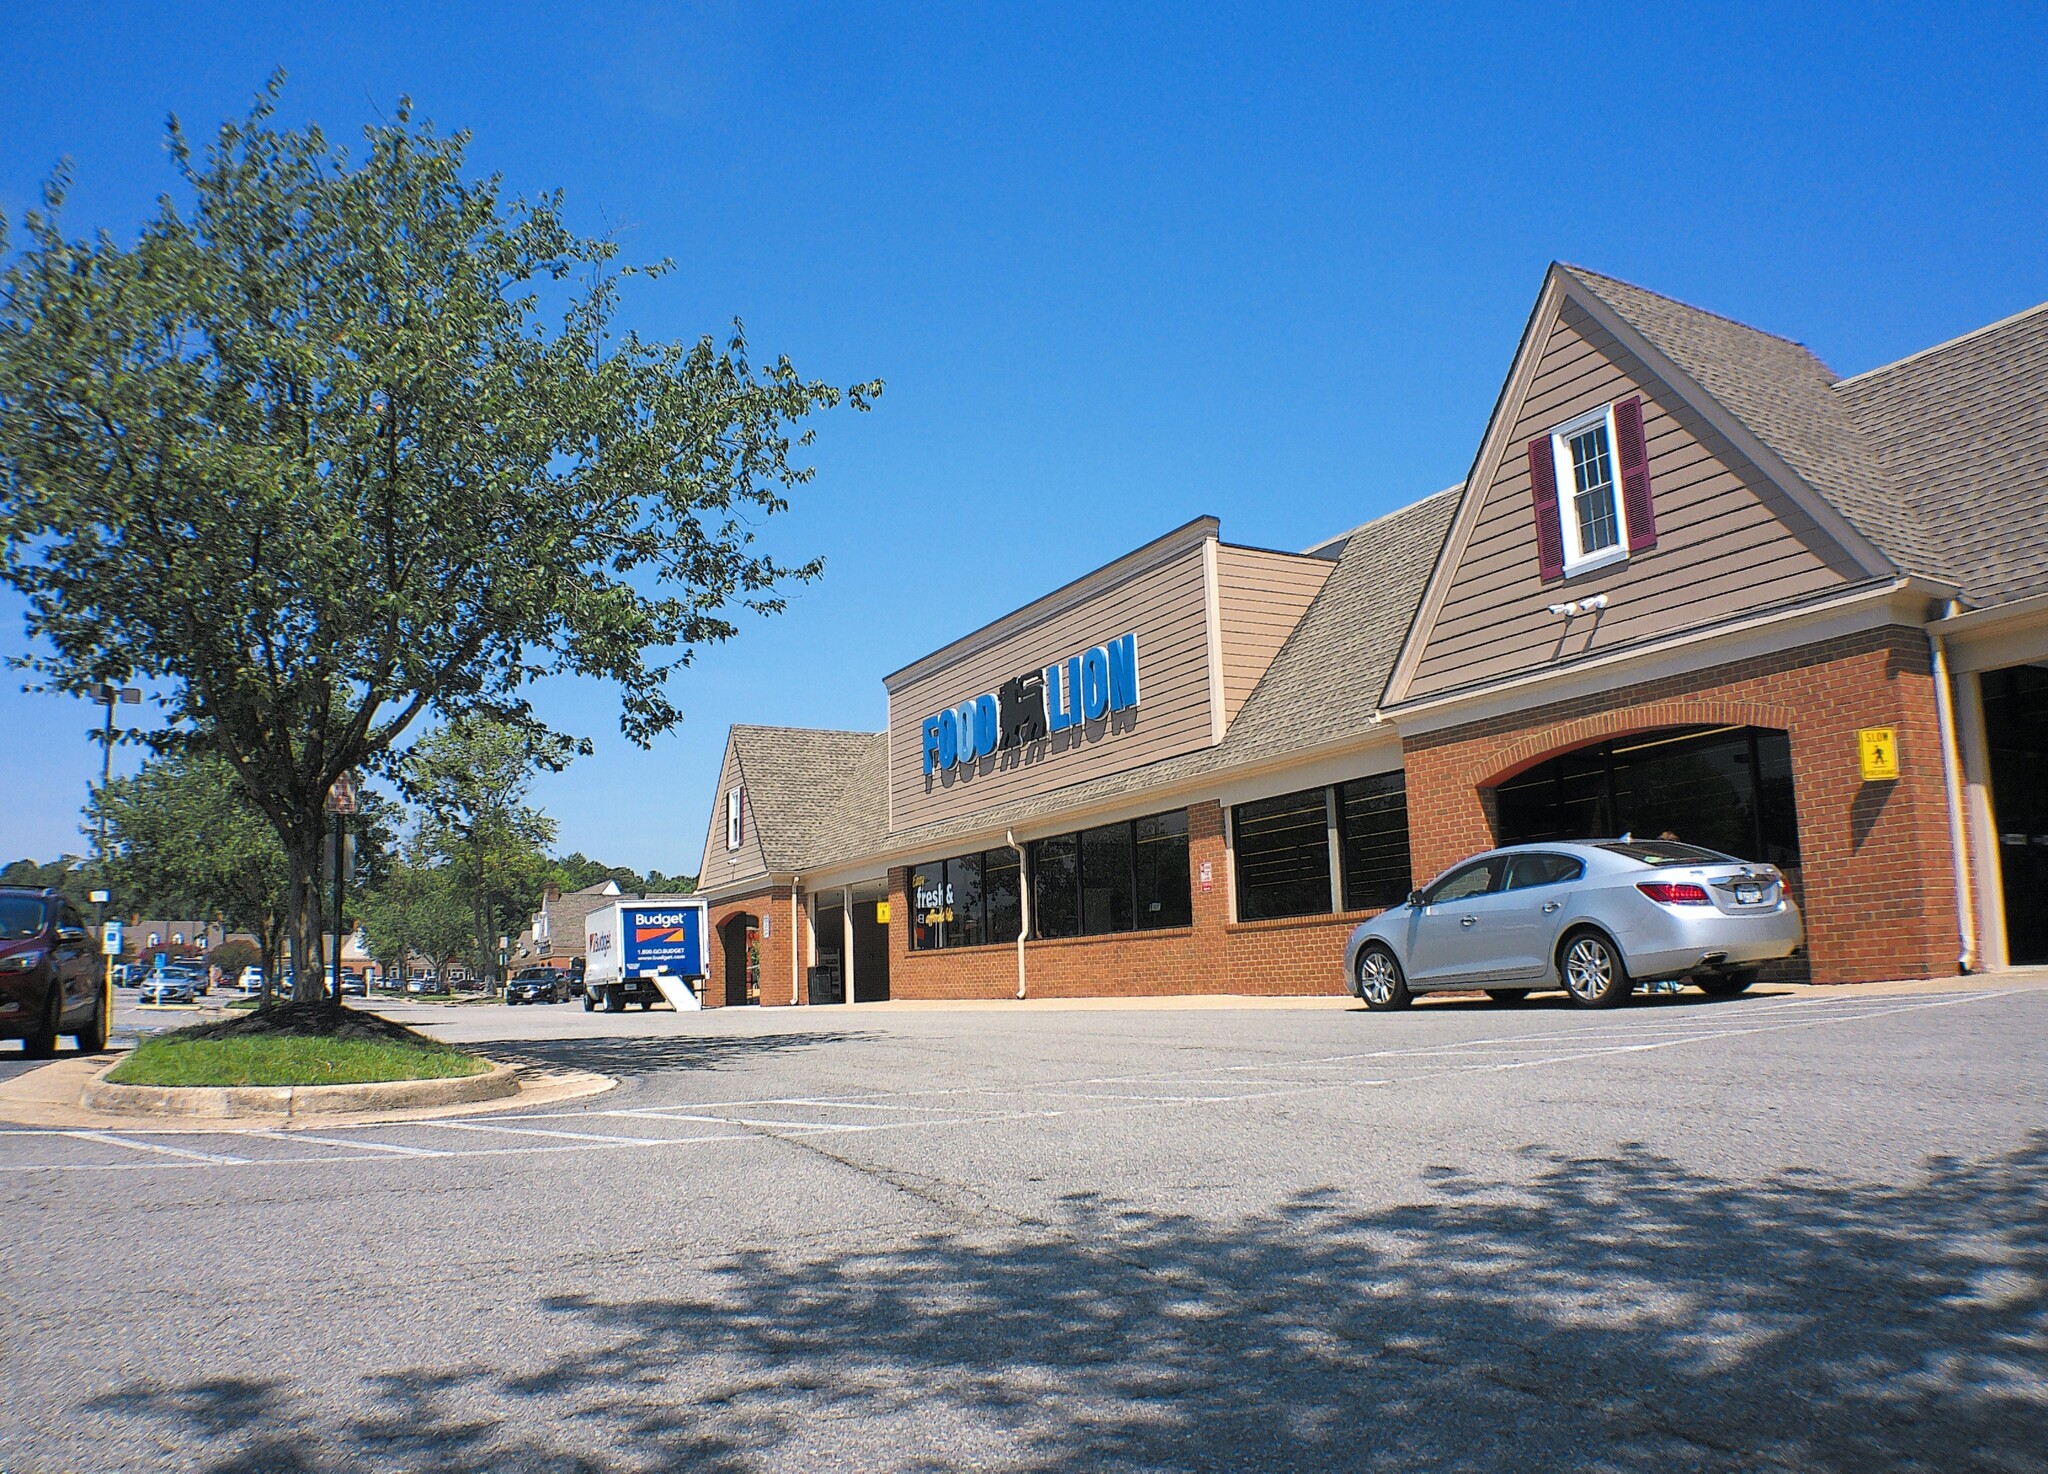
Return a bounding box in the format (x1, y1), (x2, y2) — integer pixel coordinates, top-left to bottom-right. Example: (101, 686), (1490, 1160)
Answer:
(173, 1001), (438, 1046)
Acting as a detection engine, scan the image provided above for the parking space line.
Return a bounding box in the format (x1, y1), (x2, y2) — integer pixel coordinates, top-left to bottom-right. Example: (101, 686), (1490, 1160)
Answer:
(255, 1130), (452, 1157)
(61, 1130), (251, 1165)
(423, 1120), (666, 1145)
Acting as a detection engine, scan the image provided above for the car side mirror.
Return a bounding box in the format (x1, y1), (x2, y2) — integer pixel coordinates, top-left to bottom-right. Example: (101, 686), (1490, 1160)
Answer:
(1406, 890), (1425, 909)
(57, 926), (86, 943)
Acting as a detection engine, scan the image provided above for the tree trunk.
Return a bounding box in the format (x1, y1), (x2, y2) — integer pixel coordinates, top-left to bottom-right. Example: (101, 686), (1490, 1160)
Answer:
(286, 816), (326, 1005)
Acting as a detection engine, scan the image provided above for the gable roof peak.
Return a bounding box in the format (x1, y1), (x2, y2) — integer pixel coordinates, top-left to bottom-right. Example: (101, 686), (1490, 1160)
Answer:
(1555, 264), (1836, 374)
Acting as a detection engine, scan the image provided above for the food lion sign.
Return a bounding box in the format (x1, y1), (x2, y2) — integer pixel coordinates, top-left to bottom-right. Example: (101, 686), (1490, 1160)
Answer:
(920, 632), (1139, 776)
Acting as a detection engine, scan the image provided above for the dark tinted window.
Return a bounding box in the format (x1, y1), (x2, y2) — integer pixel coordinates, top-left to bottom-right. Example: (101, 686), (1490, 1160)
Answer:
(1504, 852), (1583, 889)
(0, 897), (47, 939)
(1135, 811), (1191, 929)
(1338, 772), (1411, 911)
(1494, 726), (1801, 870)
(910, 865), (948, 950)
(1598, 840), (1735, 867)
(984, 849), (1022, 945)
(1425, 858), (1502, 904)
(1080, 822), (1136, 933)
(1031, 835), (1080, 939)
(1234, 788), (1331, 921)
(951, 852), (986, 947)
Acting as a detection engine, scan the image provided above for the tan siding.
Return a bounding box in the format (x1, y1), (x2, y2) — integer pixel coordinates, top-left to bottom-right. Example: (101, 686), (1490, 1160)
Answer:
(887, 540), (1217, 830)
(698, 739), (772, 896)
(1404, 300), (1862, 700)
(1213, 545), (1334, 726)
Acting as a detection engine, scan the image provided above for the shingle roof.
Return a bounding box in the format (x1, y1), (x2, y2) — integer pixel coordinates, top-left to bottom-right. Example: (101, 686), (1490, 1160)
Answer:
(1559, 267), (1920, 572)
(728, 725), (889, 873)
(1835, 303), (2048, 605)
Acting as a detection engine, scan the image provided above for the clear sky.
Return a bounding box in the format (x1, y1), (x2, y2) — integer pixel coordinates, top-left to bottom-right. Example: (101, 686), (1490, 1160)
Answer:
(3, 2), (2044, 876)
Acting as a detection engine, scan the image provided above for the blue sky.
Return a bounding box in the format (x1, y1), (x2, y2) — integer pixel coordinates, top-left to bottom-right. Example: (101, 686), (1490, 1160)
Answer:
(3, 2), (2044, 875)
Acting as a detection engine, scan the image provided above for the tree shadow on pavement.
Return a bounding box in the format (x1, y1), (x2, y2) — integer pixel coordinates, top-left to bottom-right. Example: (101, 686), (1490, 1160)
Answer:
(73, 1134), (2048, 1473)
(471, 1031), (874, 1079)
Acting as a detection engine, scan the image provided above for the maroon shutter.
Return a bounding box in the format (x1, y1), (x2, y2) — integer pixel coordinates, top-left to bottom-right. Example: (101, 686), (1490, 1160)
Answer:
(1527, 436), (1565, 581)
(1614, 396), (1657, 552)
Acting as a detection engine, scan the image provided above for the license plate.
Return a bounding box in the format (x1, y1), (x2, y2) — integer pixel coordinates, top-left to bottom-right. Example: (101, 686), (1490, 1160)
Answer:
(1735, 883), (1763, 905)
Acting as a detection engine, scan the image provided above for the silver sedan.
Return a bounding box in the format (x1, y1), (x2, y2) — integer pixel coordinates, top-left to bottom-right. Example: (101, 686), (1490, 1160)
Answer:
(1344, 839), (1803, 1010)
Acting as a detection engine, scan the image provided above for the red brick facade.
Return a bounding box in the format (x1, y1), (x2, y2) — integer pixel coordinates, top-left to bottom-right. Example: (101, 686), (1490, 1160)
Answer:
(702, 885), (802, 1008)
(1401, 625), (1960, 985)
(698, 626), (1962, 1005)
(886, 802), (1368, 1000)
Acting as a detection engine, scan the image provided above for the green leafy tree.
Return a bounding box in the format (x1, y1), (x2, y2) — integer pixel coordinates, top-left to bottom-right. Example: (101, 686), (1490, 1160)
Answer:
(551, 852), (696, 896)
(89, 750), (291, 994)
(408, 717), (560, 990)
(0, 856), (96, 913)
(0, 80), (877, 1004)
(356, 851), (472, 982)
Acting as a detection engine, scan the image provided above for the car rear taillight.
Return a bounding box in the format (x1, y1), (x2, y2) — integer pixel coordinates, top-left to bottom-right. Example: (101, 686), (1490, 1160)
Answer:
(1637, 882), (1712, 905)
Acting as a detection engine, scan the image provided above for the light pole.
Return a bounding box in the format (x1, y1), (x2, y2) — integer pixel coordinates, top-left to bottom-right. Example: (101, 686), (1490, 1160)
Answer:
(87, 683), (142, 871)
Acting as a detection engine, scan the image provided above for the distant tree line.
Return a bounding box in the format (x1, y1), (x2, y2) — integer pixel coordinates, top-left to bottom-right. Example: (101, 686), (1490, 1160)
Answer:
(6, 715), (696, 1001)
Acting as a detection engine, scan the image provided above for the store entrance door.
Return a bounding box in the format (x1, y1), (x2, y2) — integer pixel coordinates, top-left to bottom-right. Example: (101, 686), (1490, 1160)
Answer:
(719, 913), (760, 1006)
(1982, 664), (2048, 965)
(812, 898), (846, 1004)
(850, 893), (891, 1002)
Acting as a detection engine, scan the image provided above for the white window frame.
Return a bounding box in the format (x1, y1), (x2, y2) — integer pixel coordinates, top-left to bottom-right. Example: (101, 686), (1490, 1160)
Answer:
(1550, 403), (1631, 575)
(725, 788), (744, 851)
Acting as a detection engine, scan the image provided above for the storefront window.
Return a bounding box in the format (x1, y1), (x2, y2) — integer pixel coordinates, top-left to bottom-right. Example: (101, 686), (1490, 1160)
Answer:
(1029, 810), (1191, 939)
(1338, 772), (1411, 911)
(985, 849), (1023, 944)
(951, 852), (985, 948)
(1493, 725), (1801, 869)
(1031, 835), (1080, 939)
(1134, 811), (1192, 929)
(911, 848), (1020, 950)
(1081, 822), (1136, 933)
(1234, 788), (1332, 921)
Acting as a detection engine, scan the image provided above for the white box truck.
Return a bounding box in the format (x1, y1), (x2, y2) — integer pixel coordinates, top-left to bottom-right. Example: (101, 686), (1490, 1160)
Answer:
(583, 899), (708, 1012)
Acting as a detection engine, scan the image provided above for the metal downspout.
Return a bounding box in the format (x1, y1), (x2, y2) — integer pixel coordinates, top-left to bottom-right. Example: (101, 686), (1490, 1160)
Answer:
(1929, 608), (1978, 973)
(1008, 829), (1029, 1000)
(792, 879), (804, 1005)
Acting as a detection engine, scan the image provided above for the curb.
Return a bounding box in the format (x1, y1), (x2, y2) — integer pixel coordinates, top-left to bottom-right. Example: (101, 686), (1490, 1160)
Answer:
(79, 1059), (521, 1120)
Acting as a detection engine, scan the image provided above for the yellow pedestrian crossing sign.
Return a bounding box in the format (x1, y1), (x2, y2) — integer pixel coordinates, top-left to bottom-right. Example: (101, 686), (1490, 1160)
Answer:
(1858, 727), (1898, 781)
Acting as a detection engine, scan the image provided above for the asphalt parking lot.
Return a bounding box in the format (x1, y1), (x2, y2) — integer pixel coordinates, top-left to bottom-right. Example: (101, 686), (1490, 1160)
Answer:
(2, 983), (2044, 1472)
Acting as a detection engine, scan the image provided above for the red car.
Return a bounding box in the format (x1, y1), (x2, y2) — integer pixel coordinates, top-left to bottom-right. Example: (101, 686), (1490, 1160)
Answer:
(0, 887), (107, 1055)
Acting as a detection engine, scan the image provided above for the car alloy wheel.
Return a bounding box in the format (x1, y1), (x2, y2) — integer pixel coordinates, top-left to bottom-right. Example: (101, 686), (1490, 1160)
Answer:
(1355, 945), (1411, 1011)
(1562, 932), (1631, 1008)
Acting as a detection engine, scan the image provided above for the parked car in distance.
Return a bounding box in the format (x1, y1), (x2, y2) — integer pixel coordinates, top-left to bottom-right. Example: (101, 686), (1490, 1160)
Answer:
(505, 968), (564, 1005)
(239, 966), (264, 992)
(139, 970), (200, 1005)
(1345, 839), (1803, 1011)
(339, 969), (367, 997)
(0, 887), (108, 1054)
(405, 974), (449, 996)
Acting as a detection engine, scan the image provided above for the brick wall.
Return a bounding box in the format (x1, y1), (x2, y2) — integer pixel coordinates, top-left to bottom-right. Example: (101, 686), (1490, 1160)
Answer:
(702, 885), (801, 1008)
(720, 628), (1959, 1006)
(885, 802), (1368, 1000)
(1401, 625), (1960, 984)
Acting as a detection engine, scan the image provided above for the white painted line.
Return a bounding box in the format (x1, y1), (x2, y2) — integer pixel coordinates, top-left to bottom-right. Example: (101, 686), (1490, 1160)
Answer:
(654, 1113), (874, 1133)
(423, 1120), (661, 1145)
(254, 1130), (451, 1158)
(61, 1130), (250, 1165)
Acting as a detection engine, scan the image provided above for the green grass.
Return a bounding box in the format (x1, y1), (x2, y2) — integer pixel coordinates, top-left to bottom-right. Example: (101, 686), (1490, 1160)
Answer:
(106, 1033), (490, 1088)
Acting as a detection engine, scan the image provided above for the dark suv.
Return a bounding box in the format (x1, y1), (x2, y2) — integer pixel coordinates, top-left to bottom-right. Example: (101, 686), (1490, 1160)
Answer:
(505, 968), (564, 1005)
(0, 888), (107, 1055)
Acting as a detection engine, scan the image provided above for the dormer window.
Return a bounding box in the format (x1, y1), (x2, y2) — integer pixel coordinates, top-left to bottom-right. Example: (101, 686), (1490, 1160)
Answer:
(1526, 395), (1659, 581)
